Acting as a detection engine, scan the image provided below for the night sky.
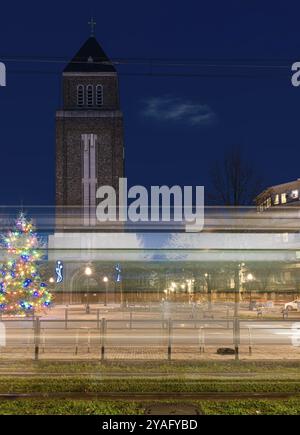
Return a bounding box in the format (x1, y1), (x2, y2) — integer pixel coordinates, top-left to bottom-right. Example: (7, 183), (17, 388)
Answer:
(1, 1), (300, 206)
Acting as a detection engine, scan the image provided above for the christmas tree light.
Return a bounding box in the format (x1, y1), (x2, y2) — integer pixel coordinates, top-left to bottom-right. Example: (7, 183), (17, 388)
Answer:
(0, 213), (52, 315)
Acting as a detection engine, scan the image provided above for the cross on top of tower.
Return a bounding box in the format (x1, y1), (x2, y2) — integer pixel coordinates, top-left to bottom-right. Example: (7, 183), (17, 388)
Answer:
(88, 17), (96, 36)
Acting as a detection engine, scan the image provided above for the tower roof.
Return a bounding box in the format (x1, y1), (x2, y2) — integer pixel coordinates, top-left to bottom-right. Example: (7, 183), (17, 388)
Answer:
(64, 37), (116, 73)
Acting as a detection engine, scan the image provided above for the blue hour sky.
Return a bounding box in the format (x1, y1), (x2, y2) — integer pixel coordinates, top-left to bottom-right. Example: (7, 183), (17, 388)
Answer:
(1, 0), (300, 206)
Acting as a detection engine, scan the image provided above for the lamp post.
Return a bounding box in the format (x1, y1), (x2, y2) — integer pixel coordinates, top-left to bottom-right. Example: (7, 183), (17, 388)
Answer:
(246, 273), (254, 306)
(103, 276), (109, 306)
(85, 266), (92, 314)
(204, 273), (212, 310)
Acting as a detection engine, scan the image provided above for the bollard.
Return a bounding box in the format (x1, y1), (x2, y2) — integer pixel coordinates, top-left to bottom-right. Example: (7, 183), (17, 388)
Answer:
(167, 319), (172, 361)
(100, 318), (106, 362)
(65, 308), (68, 330)
(33, 317), (41, 361)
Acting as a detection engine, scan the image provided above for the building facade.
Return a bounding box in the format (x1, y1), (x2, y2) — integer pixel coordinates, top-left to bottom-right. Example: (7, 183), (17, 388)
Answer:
(255, 179), (300, 211)
(50, 37), (300, 306)
(56, 36), (124, 226)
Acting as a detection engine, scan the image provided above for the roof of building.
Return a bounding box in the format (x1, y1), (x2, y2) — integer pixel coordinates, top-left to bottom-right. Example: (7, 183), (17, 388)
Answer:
(64, 37), (116, 73)
(255, 179), (300, 202)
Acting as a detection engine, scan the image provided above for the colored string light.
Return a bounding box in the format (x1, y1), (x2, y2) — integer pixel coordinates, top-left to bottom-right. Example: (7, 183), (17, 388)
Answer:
(0, 213), (53, 316)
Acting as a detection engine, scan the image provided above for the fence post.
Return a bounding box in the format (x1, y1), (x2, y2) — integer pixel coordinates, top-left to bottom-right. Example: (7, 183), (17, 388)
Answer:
(199, 326), (205, 353)
(97, 309), (100, 329)
(34, 317), (41, 361)
(233, 317), (240, 361)
(42, 330), (45, 353)
(167, 319), (172, 361)
(193, 306), (197, 329)
(87, 329), (91, 354)
(65, 308), (68, 330)
(101, 318), (106, 362)
(27, 330), (31, 351)
(75, 331), (79, 355)
(248, 327), (252, 356)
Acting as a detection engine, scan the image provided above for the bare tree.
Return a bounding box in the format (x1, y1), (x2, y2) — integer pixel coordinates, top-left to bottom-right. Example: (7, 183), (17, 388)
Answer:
(209, 147), (263, 205)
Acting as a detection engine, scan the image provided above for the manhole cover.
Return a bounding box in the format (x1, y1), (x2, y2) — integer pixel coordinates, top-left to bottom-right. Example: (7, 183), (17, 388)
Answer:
(145, 404), (200, 415)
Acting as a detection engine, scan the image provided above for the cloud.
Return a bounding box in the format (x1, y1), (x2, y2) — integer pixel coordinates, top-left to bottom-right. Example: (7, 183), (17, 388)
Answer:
(142, 96), (216, 126)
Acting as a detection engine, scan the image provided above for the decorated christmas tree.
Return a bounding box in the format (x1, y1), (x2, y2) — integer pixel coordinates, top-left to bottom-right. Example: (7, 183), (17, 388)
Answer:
(0, 213), (52, 315)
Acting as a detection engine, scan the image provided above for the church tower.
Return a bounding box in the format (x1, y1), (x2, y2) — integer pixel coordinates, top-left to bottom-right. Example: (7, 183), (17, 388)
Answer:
(56, 28), (124, 226)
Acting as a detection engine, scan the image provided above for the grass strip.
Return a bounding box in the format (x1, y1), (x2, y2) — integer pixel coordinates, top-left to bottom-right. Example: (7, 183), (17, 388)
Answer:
(2, 360), (300, 375)
(0, 399), (143, 415)
(1, 398), (300, 415)
(1, 377), (300, 394)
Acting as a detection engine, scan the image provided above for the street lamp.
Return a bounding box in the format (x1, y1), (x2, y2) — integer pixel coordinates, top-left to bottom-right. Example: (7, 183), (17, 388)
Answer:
(103, 276), (109, 306)
(204, 273), (212, 310)
(85, 266), (92, 314)
(85, 266), (92, 276)
(246, 273), (254, 305)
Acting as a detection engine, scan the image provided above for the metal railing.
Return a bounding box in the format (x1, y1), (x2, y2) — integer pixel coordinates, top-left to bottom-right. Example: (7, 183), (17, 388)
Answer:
(1, 315), (300, 361)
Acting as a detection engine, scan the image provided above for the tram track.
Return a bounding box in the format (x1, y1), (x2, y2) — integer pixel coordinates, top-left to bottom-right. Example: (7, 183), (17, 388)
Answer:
(0, 391), (299, 401)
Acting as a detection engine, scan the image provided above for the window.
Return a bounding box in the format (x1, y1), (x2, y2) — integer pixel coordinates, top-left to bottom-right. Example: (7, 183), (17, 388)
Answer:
(96, 85), (103, 106)
(86, 85), (94, 107)
(77, 85), (84, 107)
(291, 189), (299, 199)
(281, 193), (287, 204)
(274, 194), (279, 205)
